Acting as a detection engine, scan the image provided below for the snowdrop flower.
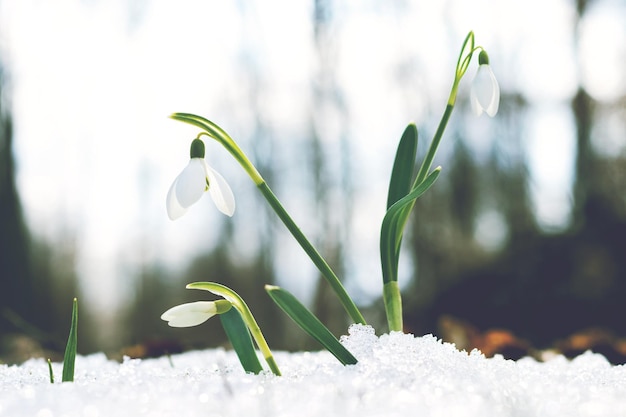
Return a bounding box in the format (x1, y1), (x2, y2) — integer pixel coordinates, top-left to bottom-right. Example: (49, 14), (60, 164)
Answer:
(166, 138), (235, 220)
(161, 300), (232, 327)
(470, 50), (500, 117)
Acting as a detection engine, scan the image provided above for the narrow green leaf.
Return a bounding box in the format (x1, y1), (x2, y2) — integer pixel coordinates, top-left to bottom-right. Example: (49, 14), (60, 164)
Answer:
(380, 167), (442, 284)
(382, 123), (418, 323)
(381, 169), (441, 331)
(387, 124), (418, 209)
(265, 285), (357, 365)
(219, 308), (263, 374)
(47, 359), (54, 384)
(62, 298), (78, 382)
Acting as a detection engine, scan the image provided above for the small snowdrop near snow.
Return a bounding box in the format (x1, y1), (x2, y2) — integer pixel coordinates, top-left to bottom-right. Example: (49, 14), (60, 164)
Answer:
(1, 325), (626, 417)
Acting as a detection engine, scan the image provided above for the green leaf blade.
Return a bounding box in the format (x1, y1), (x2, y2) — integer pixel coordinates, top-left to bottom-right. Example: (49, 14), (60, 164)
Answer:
(47, 359), (54, 384)
(219, 308), (263, 374)
(380, 167), (442, 284)
(265, 285), (357, 365)
(62, 298), (78, 382)
(387, 123), (418, 209)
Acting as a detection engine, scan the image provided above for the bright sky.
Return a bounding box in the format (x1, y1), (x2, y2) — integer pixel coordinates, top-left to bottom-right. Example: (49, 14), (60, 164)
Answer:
(0, 0), (624, 319)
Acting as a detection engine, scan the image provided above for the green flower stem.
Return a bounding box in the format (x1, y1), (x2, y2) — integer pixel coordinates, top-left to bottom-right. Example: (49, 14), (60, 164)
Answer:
(383, 281), (402, 332)
(171, 113), (366, 326)
(414, 34), (476, 187)
(414, 31), (478, 186)
(398, 35), (473, 247)
(414, 104), (454, 187)
(170, 113), (264, 185)
(257, 182), (366, 325)
(384, 32), (478, 331)
(187, 282), (281, 376)
(383, 105), (453, 333)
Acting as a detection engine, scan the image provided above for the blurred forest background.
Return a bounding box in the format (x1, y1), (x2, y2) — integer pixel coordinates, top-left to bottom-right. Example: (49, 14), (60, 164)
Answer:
(1, 0), (625, 363)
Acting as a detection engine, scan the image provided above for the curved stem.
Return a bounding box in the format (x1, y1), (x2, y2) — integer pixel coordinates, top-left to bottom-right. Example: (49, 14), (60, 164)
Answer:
(174, 115), (264, 185)
(171, 113), (366, 325)
(187, 282), (281, 376)
(257, 183), (366, 324)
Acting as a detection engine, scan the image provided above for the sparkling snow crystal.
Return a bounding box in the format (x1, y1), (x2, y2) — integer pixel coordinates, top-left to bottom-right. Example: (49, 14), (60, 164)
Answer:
(2, 325), (626, 417)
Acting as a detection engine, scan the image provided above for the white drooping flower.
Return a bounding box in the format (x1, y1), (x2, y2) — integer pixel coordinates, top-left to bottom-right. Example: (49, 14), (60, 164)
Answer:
(166, 139), (235, 220)
(161, 300), (232, 327)
(470, 50), (500, 117)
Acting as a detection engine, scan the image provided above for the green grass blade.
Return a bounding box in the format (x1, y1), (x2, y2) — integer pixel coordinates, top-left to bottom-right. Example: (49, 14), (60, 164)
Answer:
(62, 298), (78, 382)
(47, 359), (54, 383)
(265, 285), (357, 365)
(219, 308), (263, 374)
(387, 123), (418, 209)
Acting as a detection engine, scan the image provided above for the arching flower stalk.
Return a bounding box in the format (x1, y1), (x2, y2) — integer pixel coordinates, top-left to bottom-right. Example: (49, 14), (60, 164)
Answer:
(161, 285), (280, 376)
(168, 113), (366, 327)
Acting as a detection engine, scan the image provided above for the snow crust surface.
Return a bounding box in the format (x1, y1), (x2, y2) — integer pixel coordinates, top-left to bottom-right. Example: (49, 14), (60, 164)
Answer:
(2, 324), (626, 417)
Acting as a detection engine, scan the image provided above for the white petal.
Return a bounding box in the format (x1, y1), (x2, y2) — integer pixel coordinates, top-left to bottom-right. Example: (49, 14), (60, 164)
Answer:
(205, 163), (236, 216)
(470, 91), (484, 116)
(175, 159), (207, 207)
(166, 177), (188, 220)
(484, 71), (500, 117)
(161, 301), (217, 327)
(471, 66), (493, 107)
(471, 64), (500, 117)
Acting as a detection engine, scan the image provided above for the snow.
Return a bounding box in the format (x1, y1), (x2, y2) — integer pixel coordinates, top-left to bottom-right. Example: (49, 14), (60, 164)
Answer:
(2, 325), (626, 417)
